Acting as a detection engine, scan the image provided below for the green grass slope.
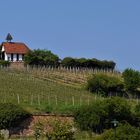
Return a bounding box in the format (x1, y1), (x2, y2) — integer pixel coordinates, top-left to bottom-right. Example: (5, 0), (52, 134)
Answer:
(0, 68), (96, 114)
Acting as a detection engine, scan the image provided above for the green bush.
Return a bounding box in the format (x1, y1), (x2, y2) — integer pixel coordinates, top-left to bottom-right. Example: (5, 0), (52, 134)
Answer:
(95, 124), (140, 140)
(135, 103), (140, 116)
(122, 68), (140, 92)
(34, 119), (75, 140)
(74, 101), (108, 133)
(74, 97), (134, 133)
(104, 97), (132, 126)
(46, 119), (75, 140)
(86, 74), (124, 96)
(0, 103), (31, 129)
(24, 49), (60, 67)
(0, 60), (10, 67)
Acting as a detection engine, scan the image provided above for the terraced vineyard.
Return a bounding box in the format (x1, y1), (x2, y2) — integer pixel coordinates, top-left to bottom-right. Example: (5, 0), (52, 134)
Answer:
(0, 68), (92, 113)
(0, 67), (120, 113)
(24, 66), (120, 88)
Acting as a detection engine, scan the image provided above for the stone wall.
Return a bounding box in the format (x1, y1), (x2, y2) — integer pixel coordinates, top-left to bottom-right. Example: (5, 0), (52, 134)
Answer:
(10, 62), (25, 69)
(10, 114), (73, 138)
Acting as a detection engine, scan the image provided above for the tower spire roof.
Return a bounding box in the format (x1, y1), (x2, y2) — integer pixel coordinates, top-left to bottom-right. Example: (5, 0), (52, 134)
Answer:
(6, 33), (13, 42)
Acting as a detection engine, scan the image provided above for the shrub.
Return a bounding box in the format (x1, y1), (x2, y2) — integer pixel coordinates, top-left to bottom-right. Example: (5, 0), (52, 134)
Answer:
(104, 97), (132, 126)
(74, 97), (133, 133)
(74, 101), (108, 133)
(122, 68), (140, 92)
(34, 119), (75, 140)
(133, 103), (140, 127)
(45, 119), (75, 140)
(0, 103), (31, 129)
(33, 121), (44, 140)
(95, 124), (140, 140)
(86, 73), (124, 96)
(0, 60), (10, 67)
(135, 103), (140, 116)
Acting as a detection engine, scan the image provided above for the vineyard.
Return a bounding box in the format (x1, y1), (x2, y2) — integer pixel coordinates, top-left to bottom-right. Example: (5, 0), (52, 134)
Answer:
(0, 67), (139, 140)
(0, 66), (120, 114)
(25, 66), (120, 87)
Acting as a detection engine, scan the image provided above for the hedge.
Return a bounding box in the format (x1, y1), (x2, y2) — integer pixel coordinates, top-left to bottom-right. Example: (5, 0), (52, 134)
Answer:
(0, 103), (31, 129)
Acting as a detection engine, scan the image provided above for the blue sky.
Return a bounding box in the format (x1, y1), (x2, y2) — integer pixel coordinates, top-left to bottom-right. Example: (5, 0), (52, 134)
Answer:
(0, 0), (140, 71)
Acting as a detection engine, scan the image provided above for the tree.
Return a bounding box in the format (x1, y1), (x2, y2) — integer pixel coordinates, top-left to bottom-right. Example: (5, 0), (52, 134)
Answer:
(0, 103), (31, 129)
(61, 57), (76, 68)
(86, 73), (124, 96)
(6, 33), (13, 42)
(104, 97), (132, 126)
(95, 124), (140, 140)
(122, 68), (140, 93)
(74, 101), (108, 133)
(61, 57), (116, 70)
(74, 97), (133, 133)
(24, 49), (60, 67)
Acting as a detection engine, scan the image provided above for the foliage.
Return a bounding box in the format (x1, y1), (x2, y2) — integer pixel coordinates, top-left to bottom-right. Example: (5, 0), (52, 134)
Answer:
(95, 124), (140, 140)
(24, 49), (60, 67)
(34, 119), (75, 140)
(61, 57), (116, 70)
(74, 101), (107, 133)
(24, 49), (116, 69)
(0, 60), (10, 66)
(135, 103), (140, 116)
(122, 68), (140, 92)
(74, 97), (134, 133)
(86, 73), (124, 96)
(25, 51), (116, 70)
(0, 103), (31, 129)
(46, 119), (75, 140)
(104, 97), (132, 126)
(61, 57), (77, 68)
(33, 121), (44, 140)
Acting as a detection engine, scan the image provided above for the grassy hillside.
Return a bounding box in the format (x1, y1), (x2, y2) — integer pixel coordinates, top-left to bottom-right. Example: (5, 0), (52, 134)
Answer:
(25, 66), (120, 87)
(0, 67), (120, 114)
(0, 67), (137, 140)
(0, 68), (95, 113)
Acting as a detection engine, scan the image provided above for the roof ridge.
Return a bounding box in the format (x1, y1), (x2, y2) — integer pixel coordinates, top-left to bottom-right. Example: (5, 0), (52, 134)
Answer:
(3, 42), (26, 44)
(2, 42), (30, 54)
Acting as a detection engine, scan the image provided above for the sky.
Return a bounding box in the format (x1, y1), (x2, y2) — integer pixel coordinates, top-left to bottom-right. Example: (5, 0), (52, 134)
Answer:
(0, 0), (140, 71)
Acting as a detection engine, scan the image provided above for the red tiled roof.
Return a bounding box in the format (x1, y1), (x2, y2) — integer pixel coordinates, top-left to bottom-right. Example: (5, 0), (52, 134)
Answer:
(2, 42), (30, 54)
